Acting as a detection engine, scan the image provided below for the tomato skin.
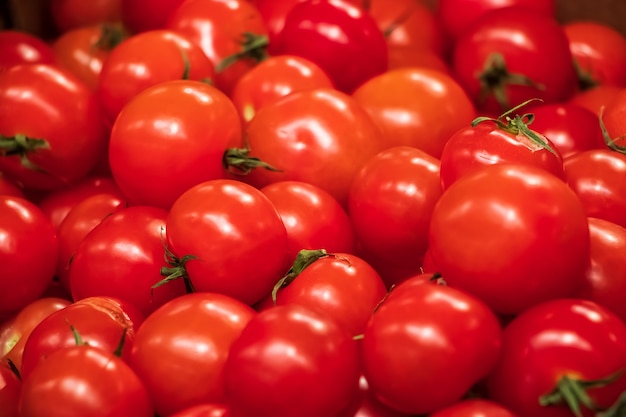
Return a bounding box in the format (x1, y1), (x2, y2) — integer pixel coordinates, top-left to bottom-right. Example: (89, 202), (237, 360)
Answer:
(273, 0), (388, 94)
(165, 179), (290, 305)
(50, 0), (122, 33)
(109, 80), (242, 209)
(361, 278), (503, 415)
(260, 181), (357, 262)
(352, 67), (476, 158)
(19, 344), (154, 417)
(486, 298), (626, 417)
(121, 0), (186, 33)
(429, 163), (590, 315)
(0, 175), (24, 198)
(0, 64), (108, 191)
(130, 292), (256, 417)
(428, 399), (519, 417)
(0, 30), (56, 71)
(569, 84), (621, 116)
(0, 196), (59, 317)
(0, 361), (20, 417)
(241, 87), (386, 208)
(564, 149), (626, 229)
(169, 404), (230, 417)
(223, 304), (361, 417)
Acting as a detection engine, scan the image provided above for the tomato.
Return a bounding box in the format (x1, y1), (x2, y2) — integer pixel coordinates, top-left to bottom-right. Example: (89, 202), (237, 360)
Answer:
(569, 83), (621, 116)
(56, 192), (127, 293)
(260, 181), (357, 262)
(387, 47), (451, 73)
(165, 0), (270, 96)
(0, 297), (71, 374)
(273, 0), (387, 94)
(428, 399), (518, 417)
(50, 0), (122, 33)
(271, 251), (387, 336)
(0, 30), (56, 71)
(0, 64), (108, 191)
(351, 67), (476, 158)
(164, 179), (290, 305)
(121, 0), (186, 33)
(229, 54), (334, 123)
(452, 7), (577, 114)
(19, 342), (154, 417)
(429, 163), (590, 315)
(230, 87), (386, 208)
(223, 304), (361, 417)
(0, 174), (24, 198)
(348, 146), (442, 283)
(129, 292), (255, 416)
(486, 298), (626, 417)
(576, 217), (626, 324)
(338, 375), (413, 417)
(596, 87), (626, 147)
(108, 80), (241, 209)
(20, 296), (144, 380)
(169, 404), (230, 417)
(0, 361), (20, 417)
(439, 104), (565, 190)
(361, 277), (503, 415)
(52, 23), (127, 91)
(564, 149), (626, 228)
(97, 29), (215, 125)
(564, 21), (626, 89)
(0, 196), (59, 317)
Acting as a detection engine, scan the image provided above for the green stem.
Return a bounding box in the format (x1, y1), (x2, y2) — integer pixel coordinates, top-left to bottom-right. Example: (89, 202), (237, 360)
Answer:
(271, 249), (330, 304)
(216, 32), (269, 73)
(0, 133), (50, 172)
(222, 146), (281, 175)
(153, 243), (197, 293)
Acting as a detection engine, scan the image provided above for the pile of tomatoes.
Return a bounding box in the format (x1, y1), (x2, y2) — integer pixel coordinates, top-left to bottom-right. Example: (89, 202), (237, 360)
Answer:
(2, 0), (626, 416)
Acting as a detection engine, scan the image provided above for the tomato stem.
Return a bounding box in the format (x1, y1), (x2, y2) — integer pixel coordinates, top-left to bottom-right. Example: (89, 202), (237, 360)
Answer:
(271, 249), (330, 304)
(113, 327), (127, 358)
(222, 146), (281, 175)
(597, 391), (626, 417)
(215, 32), (269, 73)
(598, 106), (626, 154)
(5, 359), (21, 381)
(0, 133), (50, 172)
(93, 22), (127, 51)
(154, 244), (197, 294)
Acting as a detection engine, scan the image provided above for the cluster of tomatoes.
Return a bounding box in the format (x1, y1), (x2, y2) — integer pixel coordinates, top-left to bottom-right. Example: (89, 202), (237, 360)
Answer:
(2, 0), (626, 416)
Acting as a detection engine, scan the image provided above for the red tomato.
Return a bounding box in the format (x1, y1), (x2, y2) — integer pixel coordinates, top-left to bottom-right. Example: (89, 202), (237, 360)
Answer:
(452, 7), (577, 114)
(361, 277), (503, 415)
(0, 297), (71, 374)
(271, 251), (387, 336)
(428, 399), (519, 417)
(439, 105), (565, 190)
(486, 299), (626, 417)
(429, 163), (590, 315)
(229, 54), (334, 123)
(348, 146), (442, 282)
(260, 181), (357, 262)
(338, 375), (413, 417)
(0, 64), (107, 191)
(0, 30), (56, 71)
(387, 47), (451, 73)
(0, 196), (59, 317)
(20, 296), (144, 380)
(223, 304), (362, 417)
(0, 174), (24, 198)
(52, 23), (127, 91)
(164, 179), (290, 305)
(569, 83), (621, 116)
(169, 404), (230, 417)
(108, 80), (241, 209)
(273, 0), (387, 93)
(0, 361), (20, 417)
(50, 0), (122, 33)
(351, 67), (476, 158)
(97, 29), (215, 124)
(576, 217), (626, 324)
(166, 0), (270, 96)
(597, 87), (626, 148)
(129, 292), (255, 416)
(564, 149), (626, 228)
(231, 87), (386, 208)
(121, 0), (186, 33)
(19, 343), (154, 417)
(69, 206), (187, 316)
(564, 21), (626, 89)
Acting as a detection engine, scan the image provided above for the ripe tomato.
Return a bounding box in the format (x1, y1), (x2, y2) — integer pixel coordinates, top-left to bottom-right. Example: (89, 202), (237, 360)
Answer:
(569, 83), (621, 116)
(164, 179), (290, 305)
(232, 87), (386, 208)
(169, 404), (230, 417)
(429, 163), (590, 315)
(0, 64), (107, 191)
(129, 292), (255, 416)
(0, 174), (24, 198)
(486, 298), (626, 417)
(596, 87), (626, 147)
(260, 181), (357, 262)
(348, 146), (442, 281)
(361, 277), (503, 415)
(0, 196), (59, 317)
(576, 217), (626, 324)
(439, 104), (565, 190)
(452, 7), (577, 114)
(0, 361), (20, 417)
(69, 206), (187, 316)
(223, 304), (361, 417)
(108, 80), (241, 209)
(165, 0), (269, 96)
(121, 0), (185, 33)
(0, 30), (56, 71)
(351, 67), (476, 158)
(97, 29), (215, 124)
(229, 54), (334, 123)
(50, 0), (122, 33)
(338, 375), (413, 417)
(19, 343), (154, 417)
(428, 399), (518, 417)
(273, 0), (387, 93)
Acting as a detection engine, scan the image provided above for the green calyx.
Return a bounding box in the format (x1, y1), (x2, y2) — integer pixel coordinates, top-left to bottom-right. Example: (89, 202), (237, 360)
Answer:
(222, 146), (281, 175)
(154, 243), (197, 294)
(471, 98), (558, 155)
(216, 32), (269, 73)
(0, 133), (50, 171)
(271, 249), (330, 304)
(598, 106), (626, 154)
